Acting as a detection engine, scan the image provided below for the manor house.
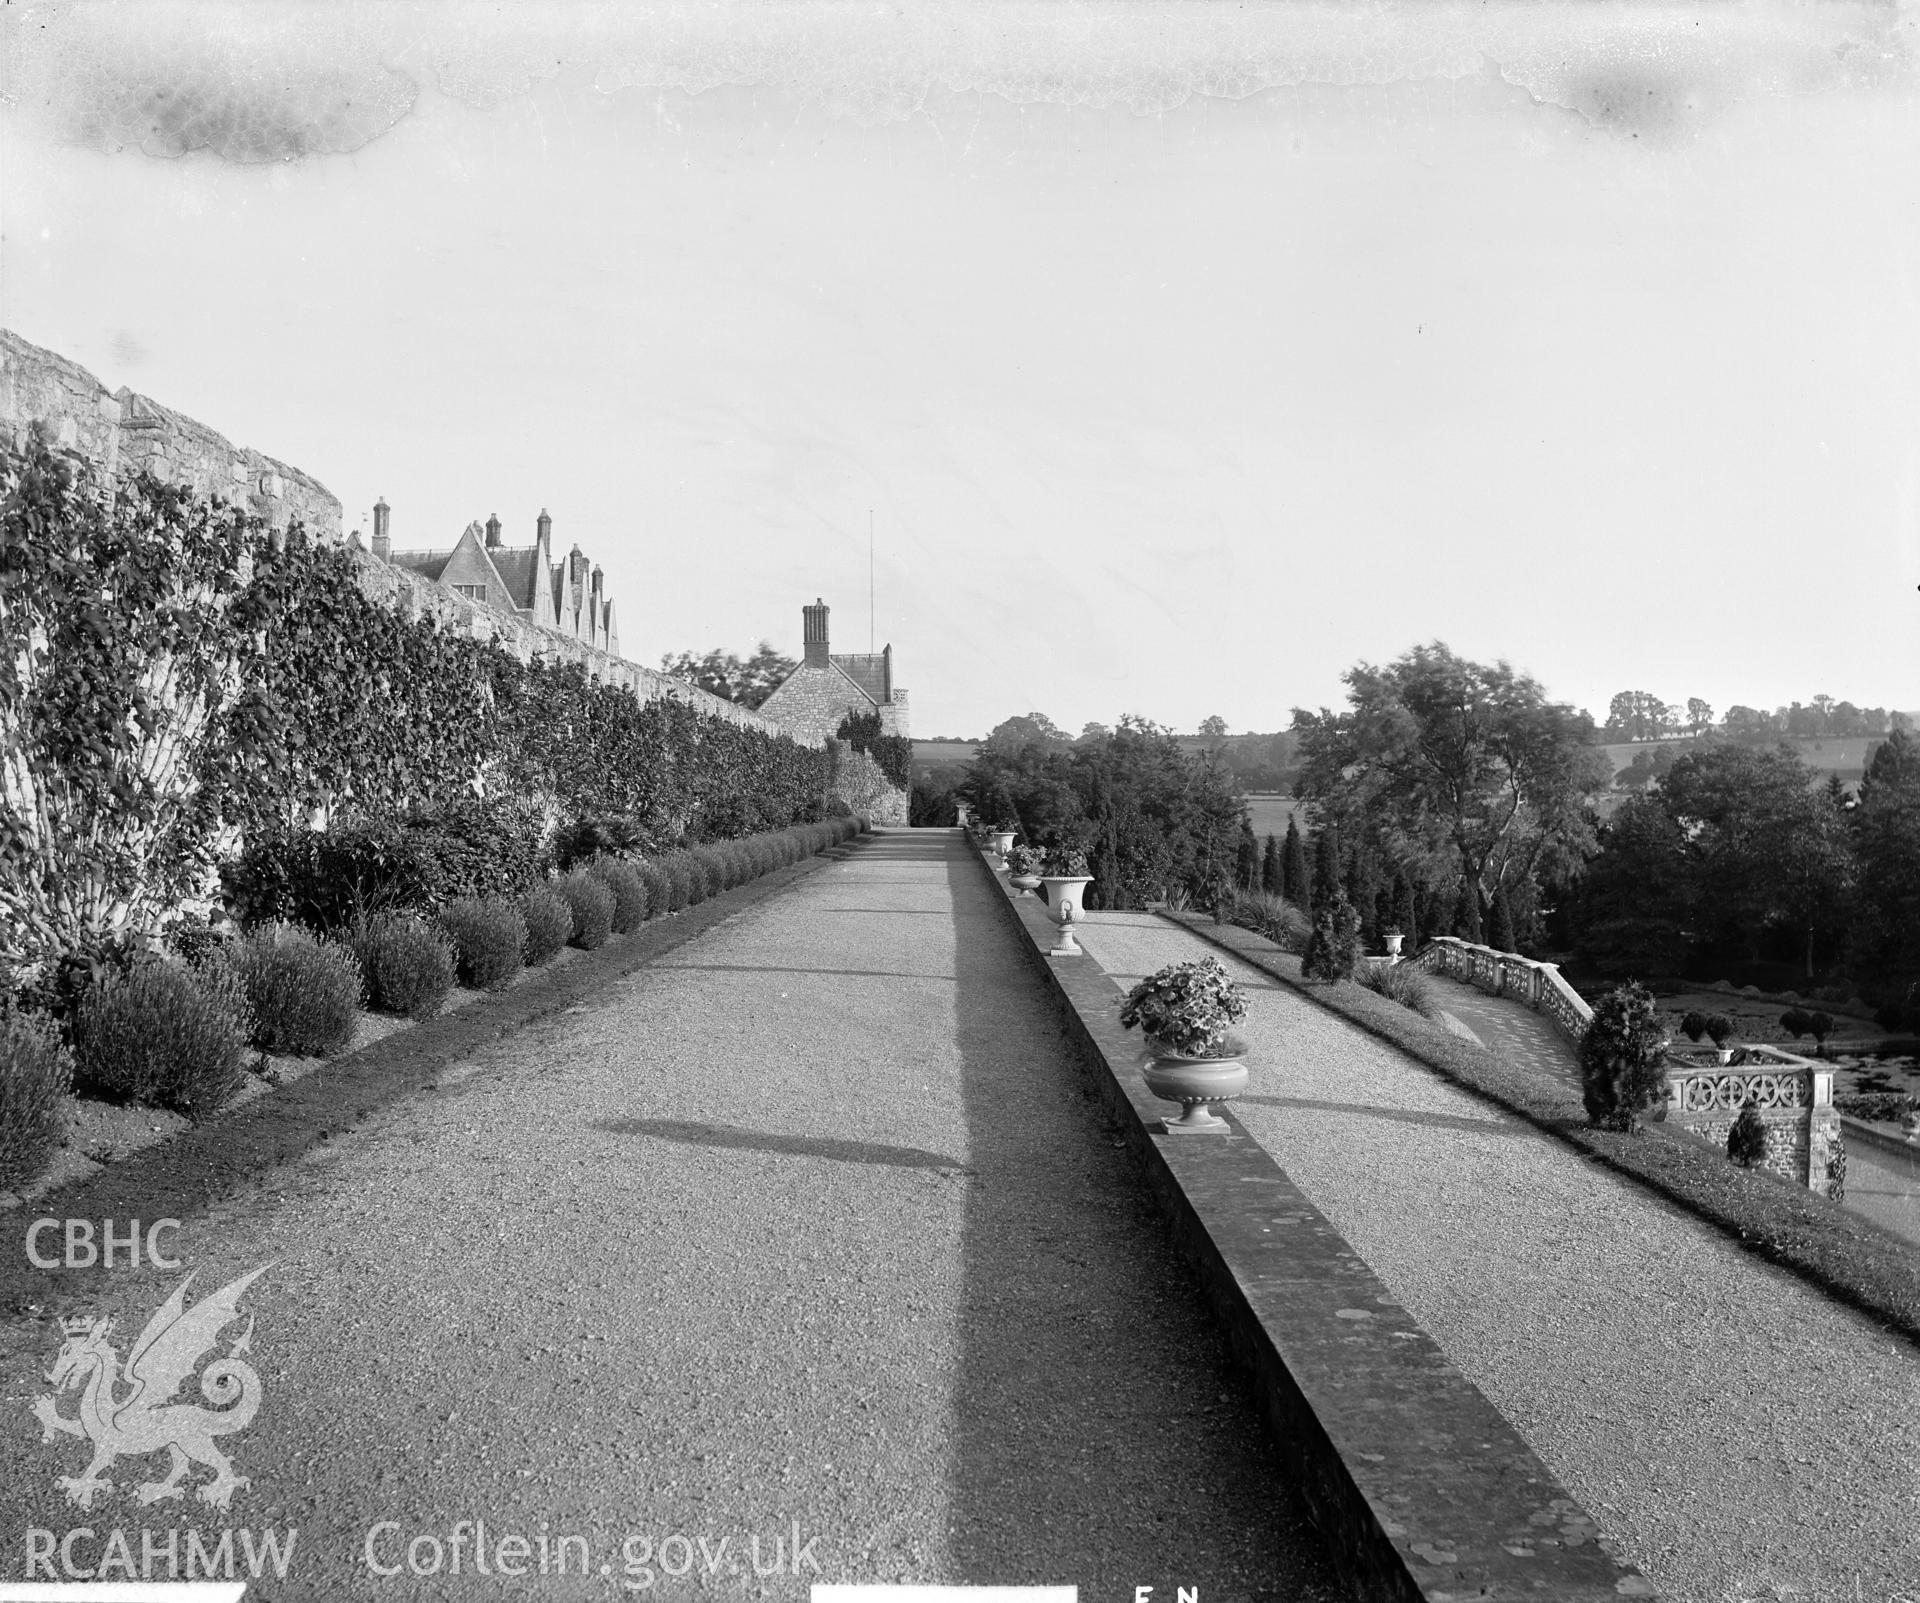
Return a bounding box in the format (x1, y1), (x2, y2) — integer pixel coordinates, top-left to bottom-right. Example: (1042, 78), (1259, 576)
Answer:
(371, 503), (619, 657)
(758, 598), (909, 744)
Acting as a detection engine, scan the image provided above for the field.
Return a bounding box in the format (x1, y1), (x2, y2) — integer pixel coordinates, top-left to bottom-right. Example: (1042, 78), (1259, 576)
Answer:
(1599, 734), (1892, 784)
(1243, 794), (1304, 839)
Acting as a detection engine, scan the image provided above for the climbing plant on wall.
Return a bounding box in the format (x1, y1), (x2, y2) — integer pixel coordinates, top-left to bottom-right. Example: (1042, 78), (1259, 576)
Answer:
(0, 431), (833, 975)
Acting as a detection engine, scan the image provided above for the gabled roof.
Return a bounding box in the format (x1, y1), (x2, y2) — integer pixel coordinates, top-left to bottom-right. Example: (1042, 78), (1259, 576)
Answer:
(488, 548), (543, 612)
(832, 651), (890, 704)
(390, 549), (455, 583)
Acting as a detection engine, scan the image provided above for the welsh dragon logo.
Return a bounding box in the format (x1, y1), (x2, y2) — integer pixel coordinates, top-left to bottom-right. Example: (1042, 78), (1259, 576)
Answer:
(30, 1264), (272, 1510)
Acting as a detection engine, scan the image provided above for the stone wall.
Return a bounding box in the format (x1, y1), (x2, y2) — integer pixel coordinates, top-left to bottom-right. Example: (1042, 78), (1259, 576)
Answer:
(1, 328), (342, 540)
(0, 326), (815, 748)
(1661, 1050), (1839, 1197)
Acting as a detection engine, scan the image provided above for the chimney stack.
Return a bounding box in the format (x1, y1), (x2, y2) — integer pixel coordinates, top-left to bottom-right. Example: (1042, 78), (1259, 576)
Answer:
(485, 513), (502, 549)
(537, 508), (552, 546)
(591, 564), (603, 597)
(371, 498), (391, 562)
(802, 597), (830, 666)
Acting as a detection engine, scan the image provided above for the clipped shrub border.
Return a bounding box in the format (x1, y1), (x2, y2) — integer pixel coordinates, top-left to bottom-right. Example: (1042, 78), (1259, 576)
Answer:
(1162, 910), (1920, 1351)
(0, 820), (872, 1310)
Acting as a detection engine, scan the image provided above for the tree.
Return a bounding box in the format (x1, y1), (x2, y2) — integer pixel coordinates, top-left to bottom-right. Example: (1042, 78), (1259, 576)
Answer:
(1301, 895), (1360, 983)
(1282, 816), (1309, 907)
(1659, 743), (1854, 977)
(657, 641), (796, 709)
(1078, 721), (1112, 744)
(1198, 715), (1229, 741)
(1392, 873), (1417, 945)
(1234, 817), (1260, 891)
(1685, 697), (1714, 737)
(1727, 1104), (1768, 1168)
(1579, 982), (1669, 1131)
(1261, 833), (1282, 895)
(1604, 690), (1673, 742)
(1311, 822), (1341, 916)
(1452, 881), (1484, 942)
(983, 712), (1070, 757)
(1572, 794), (1696, 977)
(1293, 643), (1609, 934)
(1488, 884), (1518, 953)
(1851, 727), (1920, 1012)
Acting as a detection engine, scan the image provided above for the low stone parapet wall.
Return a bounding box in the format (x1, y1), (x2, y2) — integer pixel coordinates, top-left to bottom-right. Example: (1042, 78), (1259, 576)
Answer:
(1407, 935), (1594, 1046)
(1662, 1048), (1839, 1196)
(971, 841), (1655, 1603)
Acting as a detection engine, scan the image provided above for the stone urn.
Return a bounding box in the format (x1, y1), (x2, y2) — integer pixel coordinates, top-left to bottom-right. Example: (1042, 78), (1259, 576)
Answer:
(989, 829), (1016, 865)
(1383, 932), (1405, 958)
(1142, 1037), (1250, 1134)
(1010, 873), (1041, 897)
(1041, 875), (1095, 925)
(955, 802), (972, 828)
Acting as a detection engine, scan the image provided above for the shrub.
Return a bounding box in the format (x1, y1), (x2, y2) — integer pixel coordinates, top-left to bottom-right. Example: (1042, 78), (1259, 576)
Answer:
(223, 799), (551, 934)
(229, 924), (362, 1057)
(691, 847), (729, 895)
(223, 817), (440, 934)
(1680, 1010), (1708, 1042)
(348, 914), (455, 1021)
(635, 862), (673, 919)
(520, 888), (573, 964)
(588, 858), (649, 933)
(1705, 1014), (1735, 1048)
(555, 872), (616, 950)
(73, 961), (248, 1119)
(1875, 1002), (1911, 1033)
(437, 897), (526, 990)
(1231, 890), (1311, 955)
(0, 1011), (72, 1189)
(1807, 1011), (1835, 1053)
(1301, 895), (1362, 984)
(1727, 1103), (1769, 1168)
(658, 854), (695, 911)
(1359, 961), (1442, 1019)
(1779, 1008), (1811, 1040)
(554, 815), (652, 872)
(1579, 981), (1670, 1132)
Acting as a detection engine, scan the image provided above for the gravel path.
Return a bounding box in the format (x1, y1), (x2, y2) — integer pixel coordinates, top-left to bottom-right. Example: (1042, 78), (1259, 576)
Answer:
(1843, 1127), (1920, 1250)
(0, 832), (1342, 1602)
(1073, 912), (1920, 1603)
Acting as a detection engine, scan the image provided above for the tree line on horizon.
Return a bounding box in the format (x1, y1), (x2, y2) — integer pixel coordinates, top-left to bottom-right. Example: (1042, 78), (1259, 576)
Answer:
(920, 640), (1919, 1023)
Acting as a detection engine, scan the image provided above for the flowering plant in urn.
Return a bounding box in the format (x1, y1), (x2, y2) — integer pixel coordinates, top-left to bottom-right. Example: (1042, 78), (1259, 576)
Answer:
(1119, 956), (1247, 1059)
(1043, 847), (1091, 878)
(1007, 843), (1046, 877)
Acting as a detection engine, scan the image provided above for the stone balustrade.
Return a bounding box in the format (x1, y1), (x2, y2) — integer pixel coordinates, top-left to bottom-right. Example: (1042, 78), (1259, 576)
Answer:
(1406, 935), (1594, 1048)
(1661, 1046), (1839, 1196)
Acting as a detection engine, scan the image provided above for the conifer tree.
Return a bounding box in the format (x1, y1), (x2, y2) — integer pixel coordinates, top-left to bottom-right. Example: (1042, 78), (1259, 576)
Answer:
(1312, 822), (1341, 915)
(1393, 874), (1417, 944)
(1282, 817), (1309, 907)
(1261, 833), (1282, 895)
(1235, 817), (1260, 891)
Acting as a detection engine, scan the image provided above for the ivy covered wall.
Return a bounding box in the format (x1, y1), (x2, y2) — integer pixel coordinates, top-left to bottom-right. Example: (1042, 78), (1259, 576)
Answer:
(0, 432), (836, 971)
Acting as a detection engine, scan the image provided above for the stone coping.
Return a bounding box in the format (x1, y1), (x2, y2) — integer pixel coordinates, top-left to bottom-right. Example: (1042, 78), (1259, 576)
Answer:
(967, 844), (1656, 1603)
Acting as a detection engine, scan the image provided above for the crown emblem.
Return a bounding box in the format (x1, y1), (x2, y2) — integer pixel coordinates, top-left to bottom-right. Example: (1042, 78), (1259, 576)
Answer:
(59, 1314), (98, 1337)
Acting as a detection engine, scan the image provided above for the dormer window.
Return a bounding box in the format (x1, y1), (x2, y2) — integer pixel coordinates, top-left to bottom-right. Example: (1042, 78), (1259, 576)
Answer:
(454, 583), (488, 603)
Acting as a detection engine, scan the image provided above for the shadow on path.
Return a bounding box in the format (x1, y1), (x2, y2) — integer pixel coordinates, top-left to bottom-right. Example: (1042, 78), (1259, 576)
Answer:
(1237, 1091), (1525, 1137)
(593, 1117), (969, 1173)
(942, 842), (1343, 1599)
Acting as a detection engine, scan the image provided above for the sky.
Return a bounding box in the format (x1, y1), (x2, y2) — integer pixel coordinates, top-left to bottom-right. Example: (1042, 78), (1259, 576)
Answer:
(3, 1), (1917, 739)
